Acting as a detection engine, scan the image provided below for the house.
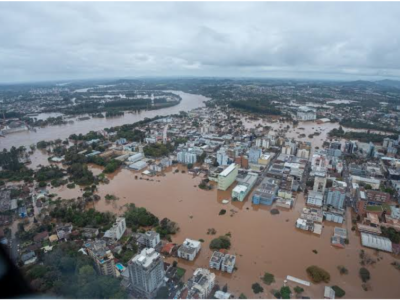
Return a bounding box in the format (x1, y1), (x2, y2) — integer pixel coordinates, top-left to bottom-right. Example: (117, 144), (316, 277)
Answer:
(21, 251), (37, 265)
(209, 251), (225, 270)
(56, 223), (73, 240)
(221, 254), (236, 273)
(324, 286), (335, 299)
(178, 239), (201, 261)
(187, 268), (215, 299)
(161, 243), (175, 255)
(33, 231), (49, 243)
(82, 227), (99, 239)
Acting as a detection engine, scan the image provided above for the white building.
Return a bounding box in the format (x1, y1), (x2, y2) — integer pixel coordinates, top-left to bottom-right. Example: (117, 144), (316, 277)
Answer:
(187, 268), (216, 299)
(297, 106), (316, 121)
(127, 152), (144, 163)
(128, 248), (165, 298)
(103, 217), (126, 241)
(217, 148), (229, 166)
(177, 150), (197, 164)
(177, 239), (201, 261)
(307, 191), (324, 207)
(143, 231), (160, 248)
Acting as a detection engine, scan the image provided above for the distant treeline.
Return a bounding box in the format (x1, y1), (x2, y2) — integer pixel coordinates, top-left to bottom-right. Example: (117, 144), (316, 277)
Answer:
(329, 127), (398, 143)
(340, 118), (399, 134)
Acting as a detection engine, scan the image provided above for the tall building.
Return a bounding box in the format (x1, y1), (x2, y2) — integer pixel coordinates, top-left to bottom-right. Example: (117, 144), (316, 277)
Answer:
(248, 147), (262, 164)
(128, 248), (165, 298)
(85, 240), (116, 277)
(217, 148), (229, 166)
(326, 187), (346, 209)
(217, 163), (238, 191)
(177, 150), (197, 164)
(313, 171), (327, 193)
(103, 217), (126, 241)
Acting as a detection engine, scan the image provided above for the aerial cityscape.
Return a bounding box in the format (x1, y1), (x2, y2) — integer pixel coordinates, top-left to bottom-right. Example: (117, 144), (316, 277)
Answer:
(1, 2), (400, 300)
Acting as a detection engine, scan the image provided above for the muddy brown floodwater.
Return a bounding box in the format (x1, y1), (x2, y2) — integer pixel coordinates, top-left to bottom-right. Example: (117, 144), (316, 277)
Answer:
(53, 165), (400, 299)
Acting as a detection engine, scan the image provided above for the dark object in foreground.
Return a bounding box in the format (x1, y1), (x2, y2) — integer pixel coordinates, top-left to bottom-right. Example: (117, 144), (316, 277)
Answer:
(0, 245), (33, 298)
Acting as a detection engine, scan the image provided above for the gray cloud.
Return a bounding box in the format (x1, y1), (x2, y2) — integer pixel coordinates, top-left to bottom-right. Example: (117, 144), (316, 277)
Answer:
(0, 2), (400, 82)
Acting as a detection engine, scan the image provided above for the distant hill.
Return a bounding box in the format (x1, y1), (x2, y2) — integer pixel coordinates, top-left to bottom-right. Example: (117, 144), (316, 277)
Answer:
(375, 79), (400, 89)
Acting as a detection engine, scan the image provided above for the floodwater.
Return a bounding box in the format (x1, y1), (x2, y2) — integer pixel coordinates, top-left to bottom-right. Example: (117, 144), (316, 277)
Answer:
(0, 91), (207, 150)
(52, 165), (400, 299)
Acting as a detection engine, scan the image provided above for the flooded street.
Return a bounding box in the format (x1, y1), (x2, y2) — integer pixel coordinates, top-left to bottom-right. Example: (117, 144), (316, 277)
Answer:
(0, 91), (207, 150)
(52, 165), (400, 299)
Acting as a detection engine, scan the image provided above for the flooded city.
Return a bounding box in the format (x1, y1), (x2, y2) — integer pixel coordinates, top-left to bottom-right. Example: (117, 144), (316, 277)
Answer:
(45, 161), (400, 299)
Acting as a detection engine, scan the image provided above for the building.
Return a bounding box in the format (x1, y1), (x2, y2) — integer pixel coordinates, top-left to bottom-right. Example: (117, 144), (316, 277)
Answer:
(326, 188), (346, 209)
(313, 171), (327, 193)
(252, 177), (279, 205)
(129, 160), (147, 170)
(307, 191), (324, 208)
(221, 254), (236, 273)
(351, 175), (381, 190)
(361, 233), (392, 252)
(103, 217), (126, 241)
(178, 239), (201, 261)
(85, 240), (116, 277)
(218, 164), (238, 191)
(128, 248), (165, 298)
(137, 231), (160, 248)
(249, 147), (262, 164)
(231, 172), (258, 201)
(209, 251), (225, 270)
(297, 106), (316, 121)
(187, 268), (216, 299)
(217, 148), (229, 166)
(177, 150), (197, 164)
(128, 153), (144, 163)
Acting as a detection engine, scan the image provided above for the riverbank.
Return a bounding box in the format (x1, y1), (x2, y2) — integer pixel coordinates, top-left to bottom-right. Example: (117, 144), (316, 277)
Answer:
(0, 91), (208, 150)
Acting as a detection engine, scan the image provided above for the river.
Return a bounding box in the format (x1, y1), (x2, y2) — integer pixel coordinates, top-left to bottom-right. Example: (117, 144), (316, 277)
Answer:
(0, 91), (207, 150)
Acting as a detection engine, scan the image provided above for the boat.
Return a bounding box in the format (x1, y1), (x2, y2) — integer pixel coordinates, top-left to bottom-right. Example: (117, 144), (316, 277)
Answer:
(222, 199), (230, 204)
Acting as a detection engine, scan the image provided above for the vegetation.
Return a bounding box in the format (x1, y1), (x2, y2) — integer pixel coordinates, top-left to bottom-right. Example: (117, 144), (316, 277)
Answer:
(123, 204), (159, 232)
(262, 272), (275, 285)
(359, 267), (371, 283)
(50, 207), (114, 230)
(337, 265), (349, 275)
(23, 243), (127, 298)
(0, 147), (34, 182)
(209, 235), (231, 250)
(332, 286), (346, 298)
(251, 282), (264, 294)
(306, 265), (331, 283)
(294, 286), (304, 295)
(381, 227), (400, 244)
(329, 126), (397, 143)
(103, 159), (122, 174)
(143, 143), (174, 157)
(67, 163), (95, 186)
(35, 165), (65, 182)
(280, 286), (292, 299)
(239, 293), (247, 299)
(155, 217), (180, 239)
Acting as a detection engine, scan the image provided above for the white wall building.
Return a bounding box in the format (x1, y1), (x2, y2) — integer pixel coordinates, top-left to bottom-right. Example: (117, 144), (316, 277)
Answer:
(103, 217), (126, 241)
(177, 239), (201, 261)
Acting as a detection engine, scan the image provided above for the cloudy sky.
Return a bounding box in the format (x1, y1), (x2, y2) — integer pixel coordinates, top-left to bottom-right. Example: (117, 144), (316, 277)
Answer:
(1, 2), (400, 83)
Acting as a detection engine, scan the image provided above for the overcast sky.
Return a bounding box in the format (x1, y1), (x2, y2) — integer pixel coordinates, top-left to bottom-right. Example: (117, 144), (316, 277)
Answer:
(1, 2), (400, 83)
